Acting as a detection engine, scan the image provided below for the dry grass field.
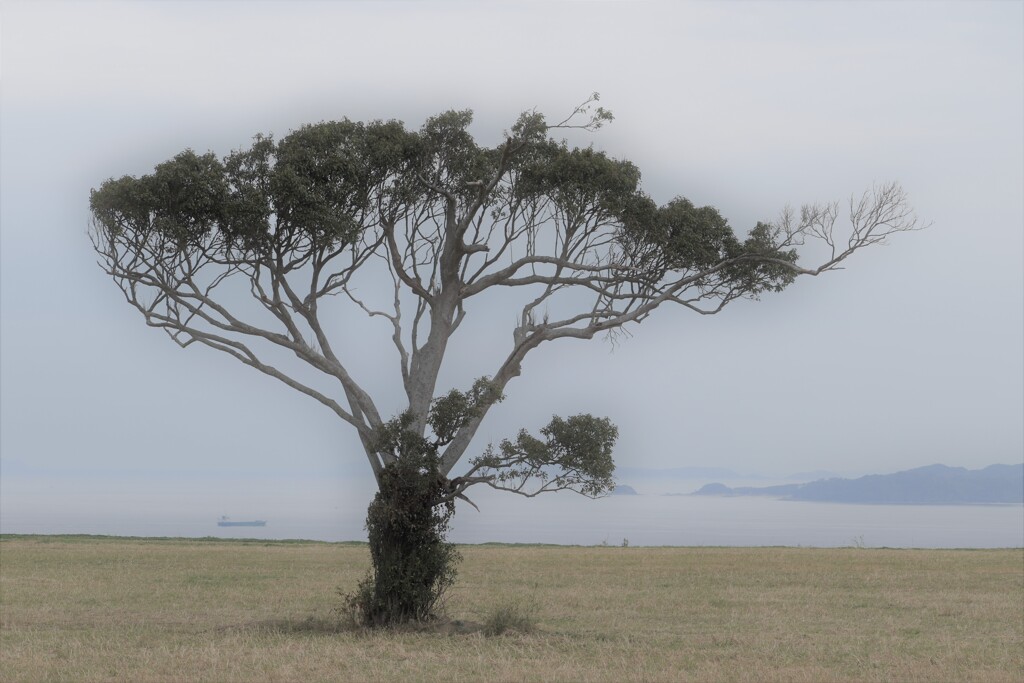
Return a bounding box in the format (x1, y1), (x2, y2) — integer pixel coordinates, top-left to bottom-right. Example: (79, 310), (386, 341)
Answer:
(1, 535), (1021, 682)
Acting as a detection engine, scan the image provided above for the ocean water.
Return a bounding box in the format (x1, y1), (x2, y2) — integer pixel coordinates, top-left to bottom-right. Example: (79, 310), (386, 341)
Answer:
(2, 476), (1021, 548)
(448, 492), (1024, 548)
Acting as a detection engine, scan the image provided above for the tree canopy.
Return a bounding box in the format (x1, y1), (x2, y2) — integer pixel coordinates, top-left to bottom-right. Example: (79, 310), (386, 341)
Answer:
(90, 95), (920, 500)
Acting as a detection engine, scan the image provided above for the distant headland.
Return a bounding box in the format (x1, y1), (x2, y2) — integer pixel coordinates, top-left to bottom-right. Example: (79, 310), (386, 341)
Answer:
(690, 464), (1023, 505)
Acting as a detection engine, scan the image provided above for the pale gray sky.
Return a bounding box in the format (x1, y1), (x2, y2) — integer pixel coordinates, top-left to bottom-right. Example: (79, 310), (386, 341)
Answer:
(2, 1), (1021, 520)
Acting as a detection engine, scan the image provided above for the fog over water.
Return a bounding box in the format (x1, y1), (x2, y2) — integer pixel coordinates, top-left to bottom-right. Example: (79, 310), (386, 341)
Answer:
(3, 471), (1020, 548)
(1, 2), (1021, 545)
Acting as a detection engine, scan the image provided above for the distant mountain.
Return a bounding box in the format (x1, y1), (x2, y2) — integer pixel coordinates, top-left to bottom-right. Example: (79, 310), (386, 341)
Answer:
(691, 464), (1024, 504)
(610, 484), (639, 496)
(691, 482), (802, 497)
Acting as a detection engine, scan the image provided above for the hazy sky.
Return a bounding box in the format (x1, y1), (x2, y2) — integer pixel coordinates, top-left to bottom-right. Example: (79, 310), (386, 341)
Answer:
(2, 1), (1022, 518)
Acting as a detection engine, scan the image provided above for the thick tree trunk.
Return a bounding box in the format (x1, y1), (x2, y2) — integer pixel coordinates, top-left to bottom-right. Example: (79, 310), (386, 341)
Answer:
(354, 453), (459, 626)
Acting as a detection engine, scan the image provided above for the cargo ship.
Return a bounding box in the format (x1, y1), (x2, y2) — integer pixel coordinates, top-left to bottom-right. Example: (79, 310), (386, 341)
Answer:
(217, 516), (266, 527)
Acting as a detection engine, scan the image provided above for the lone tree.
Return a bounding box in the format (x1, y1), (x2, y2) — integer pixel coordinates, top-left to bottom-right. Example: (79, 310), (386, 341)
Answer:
(90, 96), (919, 625)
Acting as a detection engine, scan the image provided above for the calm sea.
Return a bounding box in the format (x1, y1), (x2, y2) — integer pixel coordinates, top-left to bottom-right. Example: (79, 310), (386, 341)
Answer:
(2, 476), (1021, 548)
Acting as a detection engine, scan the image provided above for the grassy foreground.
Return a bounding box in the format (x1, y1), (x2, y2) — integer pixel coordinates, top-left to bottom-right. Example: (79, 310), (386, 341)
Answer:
(1, 536), (1021, 682)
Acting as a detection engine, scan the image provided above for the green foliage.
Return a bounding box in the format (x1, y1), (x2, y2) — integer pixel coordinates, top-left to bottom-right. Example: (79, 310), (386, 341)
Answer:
(270, 119), (422, 243)
(90, 150), (228, 247)
(618, 195), (798, 293)
(92, 104), (800, 300)
(90, 117), (425, 256)
(657, 197), (741, 270)
(725, 221), (799, 294)
(472, 414), (617, 497)
(222, 134), (275, 248)
(515, 142), (642, 222)
(428, 377), (504, 446)
(419, 110), (498, 202)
